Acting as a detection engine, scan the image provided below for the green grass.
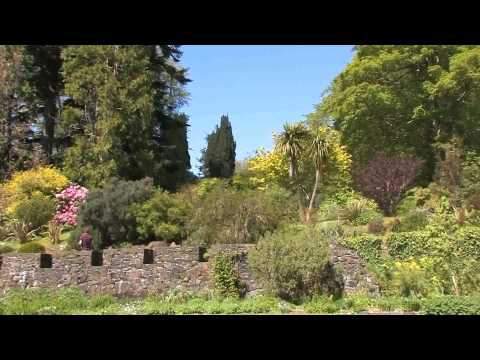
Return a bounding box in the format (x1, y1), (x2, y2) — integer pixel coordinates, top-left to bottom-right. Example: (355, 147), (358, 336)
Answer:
(303, 293), (423, 314)
(0, 288), (291, 315)
(1, 288), (478, 314)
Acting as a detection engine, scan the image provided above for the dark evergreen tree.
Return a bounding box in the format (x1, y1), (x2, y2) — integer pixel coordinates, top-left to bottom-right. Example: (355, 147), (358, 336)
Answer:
(146, 45), (192, 191)
(0, 45), (43, 180)
(22, 45), (64, 164)
(200, 115), (236, 178)
(60, 45), (192, 190)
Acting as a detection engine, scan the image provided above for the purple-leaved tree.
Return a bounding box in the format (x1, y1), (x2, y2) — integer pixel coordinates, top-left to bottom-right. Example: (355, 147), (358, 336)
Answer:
(354, 152), (423, 216)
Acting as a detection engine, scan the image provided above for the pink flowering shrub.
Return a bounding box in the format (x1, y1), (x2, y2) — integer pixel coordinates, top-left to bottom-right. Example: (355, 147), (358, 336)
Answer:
(53, 184), (88, 227)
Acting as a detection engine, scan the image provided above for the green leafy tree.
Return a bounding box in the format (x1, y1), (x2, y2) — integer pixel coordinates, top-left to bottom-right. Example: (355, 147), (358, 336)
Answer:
(77, 177), (155, 248)
(318, 45), (480, 182)
(131, 190), (188, 244)
(200, 115), (236, 178)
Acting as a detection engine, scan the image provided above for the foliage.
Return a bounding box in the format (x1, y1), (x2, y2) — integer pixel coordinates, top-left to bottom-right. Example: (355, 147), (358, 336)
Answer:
(17, 241), (45, 253)
(66, 226), (83, 250)
(186, 185), (295, 246)
(249, 225), (337, 302)
(303, 295), (341, 314)
(367, 218), (385, 235)
(13, 194), (56, 229)
(212, 253), (244, 299)
(339, 197), (382, 225)
(247, 147), (291, 190)
(47, 220), (62, 244)
(461, 151), (480, 201)
(53, 184), (88, 227)
(10, 220), (36, 243)
(2, 166), (68, 215)
(393, 210), (429, 233)
(303, 293), (423, 314)
(131, 190), (188, 244)
(390, 259), (435, 297)
(77, 177), (155, 248)
(456, 226), (480, 260)
(396, 186), (434, 214)
(0, 45), (43, 180)
(60, 45), (190, 190)
(386, 231), (436, 260)
(139, 294), (284, 315)
(319, 45), (480, 183)
(339, 234), (384, 264)
(354, 152), (424, 215)
(422, 295), (480, 315)
(22, 45), (64, 164)
(0, 288), (120, 315)
(200, 115), (236, 178)
(195, 177), (230, 198)
(0, 244), (14, 253)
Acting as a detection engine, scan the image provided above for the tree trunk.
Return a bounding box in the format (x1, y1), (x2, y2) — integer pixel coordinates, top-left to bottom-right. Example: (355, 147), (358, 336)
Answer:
(305, 167), (321, 223)
(44, 97), (56, 163)
(289, 157), (305, 221)
(451, 273), (460, 296)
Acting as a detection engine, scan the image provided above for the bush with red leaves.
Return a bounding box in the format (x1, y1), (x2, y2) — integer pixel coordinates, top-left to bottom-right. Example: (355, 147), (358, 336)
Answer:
(354, 152), (423, 216)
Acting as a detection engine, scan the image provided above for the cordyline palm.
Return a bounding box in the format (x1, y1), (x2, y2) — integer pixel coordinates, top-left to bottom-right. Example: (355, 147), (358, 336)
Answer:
(274, 123), (309, 178)
(274, 123), (310, 220)
(305, 127), (330, 223)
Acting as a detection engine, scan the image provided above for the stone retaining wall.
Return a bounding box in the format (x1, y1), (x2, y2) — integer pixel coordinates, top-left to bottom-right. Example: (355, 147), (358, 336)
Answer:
(0, 242), (378, 297)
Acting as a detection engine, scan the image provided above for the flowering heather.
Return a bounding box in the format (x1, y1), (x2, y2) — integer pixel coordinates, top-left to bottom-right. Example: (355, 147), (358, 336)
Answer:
(53, 184), (89, 227)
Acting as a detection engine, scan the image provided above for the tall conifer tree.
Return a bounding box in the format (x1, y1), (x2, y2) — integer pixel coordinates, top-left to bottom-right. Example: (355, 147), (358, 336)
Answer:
(200, 114), (236, 178)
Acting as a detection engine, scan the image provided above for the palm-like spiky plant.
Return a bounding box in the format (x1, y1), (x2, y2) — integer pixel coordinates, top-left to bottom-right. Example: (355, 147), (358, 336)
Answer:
(274, 122), (309, 178)
(274, 122), (310, 221)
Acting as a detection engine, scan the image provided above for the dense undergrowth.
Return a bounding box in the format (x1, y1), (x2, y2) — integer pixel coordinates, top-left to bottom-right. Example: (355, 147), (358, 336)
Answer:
(2, 288), (480, 315)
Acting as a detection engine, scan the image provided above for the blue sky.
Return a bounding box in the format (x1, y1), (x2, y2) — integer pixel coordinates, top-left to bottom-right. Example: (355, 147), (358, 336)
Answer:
(180, 45), (354, 174)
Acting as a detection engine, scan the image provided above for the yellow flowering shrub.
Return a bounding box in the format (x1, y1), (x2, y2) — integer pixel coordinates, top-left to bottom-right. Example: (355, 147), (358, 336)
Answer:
(2, 166), (69, 215)
(247, 148), (290, 190)
(247, 129), (352, 192)
(391, 259), (434, 297)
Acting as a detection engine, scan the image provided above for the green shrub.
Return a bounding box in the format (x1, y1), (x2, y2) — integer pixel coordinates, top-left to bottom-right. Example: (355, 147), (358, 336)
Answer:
(422, 295), (480, 315)
(393, 210), (428, 233)
(249, 225), (340, 302)
(339, 293), (375, 313)
(466, 194), (480, 211)
(17, 242), (45, 253)
(386, 231), (434, 260)
(340, 234), (383, 264)
(390, 259), (433, 297)
(131, 190), (188, 244)
(139, 294), (282, 315)
(304, 295), (340, 314)
(461, 151), (480, 201)
(0, 244), (14, 254)
(66, 227), (82, 250)
(367, 218), (385, 235)
(336, 197), (382, 227)
(212, 253), (245, 299)
(78, 177), (155, 248)
(187, 186), (294, 246)
(455, 226), (480, 259)
(13, 194), (56, 229)
(316, 201), (342, 222)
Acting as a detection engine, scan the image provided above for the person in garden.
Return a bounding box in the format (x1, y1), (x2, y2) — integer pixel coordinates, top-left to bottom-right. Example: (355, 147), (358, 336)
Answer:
(79, 228), (93, 250)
